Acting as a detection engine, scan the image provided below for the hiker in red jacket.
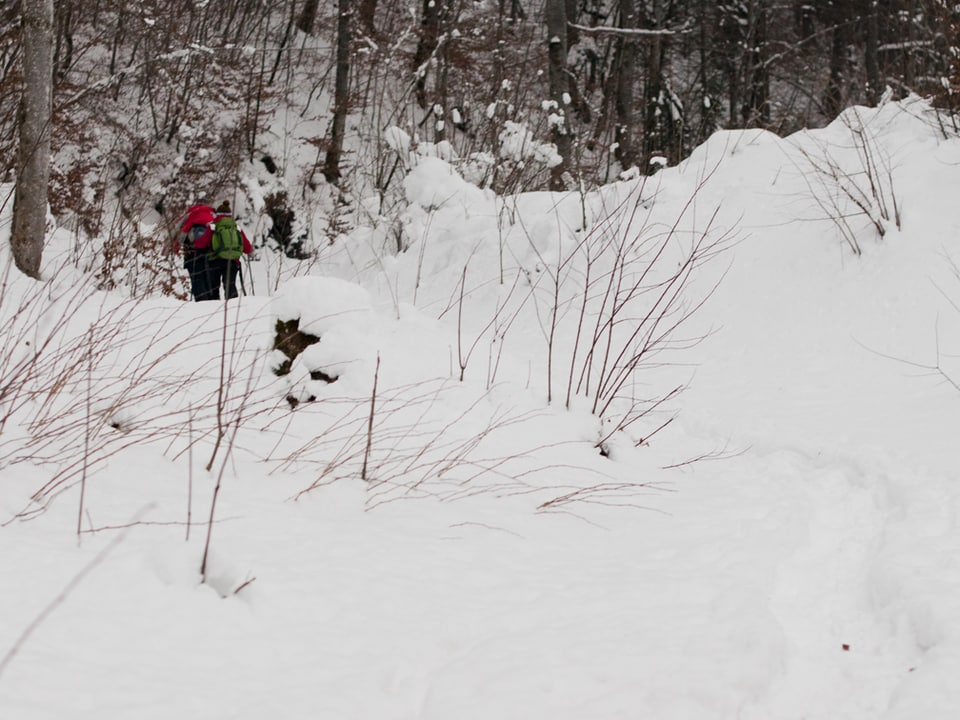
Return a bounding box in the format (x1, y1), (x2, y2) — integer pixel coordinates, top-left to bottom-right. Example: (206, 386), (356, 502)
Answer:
(179, 203), (217, 301)
(178, 201), (252, 301)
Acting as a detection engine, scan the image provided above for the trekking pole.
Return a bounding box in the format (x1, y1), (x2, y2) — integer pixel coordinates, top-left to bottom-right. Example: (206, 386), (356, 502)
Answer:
(238, 260), (247, 296)
(242, 254), (253, 296)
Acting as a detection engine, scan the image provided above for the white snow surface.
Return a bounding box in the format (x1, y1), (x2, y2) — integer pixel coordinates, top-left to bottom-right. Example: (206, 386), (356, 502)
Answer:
(2, 98), (960, 718)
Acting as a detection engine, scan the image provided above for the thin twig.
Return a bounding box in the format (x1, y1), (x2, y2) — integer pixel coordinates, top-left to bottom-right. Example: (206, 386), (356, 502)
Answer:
(361, 354), (381, 482)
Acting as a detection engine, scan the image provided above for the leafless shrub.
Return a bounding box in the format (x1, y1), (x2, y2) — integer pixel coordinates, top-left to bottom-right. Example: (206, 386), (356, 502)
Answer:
(792, 108), (901, 255)
(0, 266), (277, 524)
(273, 368), (628, 511)
(536, 481), (672, 517)
(86, 203), (188, 299)
(201, 343), (259, 584)
(864, 254), (960, 396)
(442, 261), (530, 386)
(519, 174), (734, 451)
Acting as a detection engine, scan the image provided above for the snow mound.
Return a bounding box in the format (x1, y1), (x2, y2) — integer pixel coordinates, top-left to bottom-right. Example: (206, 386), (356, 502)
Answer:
(271, 275), (373, 337)
(403, 156), (491, 212)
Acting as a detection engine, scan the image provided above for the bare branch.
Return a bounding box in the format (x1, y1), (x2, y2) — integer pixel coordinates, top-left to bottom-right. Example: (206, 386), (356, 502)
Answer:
(568, 22), (681, 38)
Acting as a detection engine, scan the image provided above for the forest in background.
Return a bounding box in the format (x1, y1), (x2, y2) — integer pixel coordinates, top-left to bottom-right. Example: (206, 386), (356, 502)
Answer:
(1, 0), (960, 287)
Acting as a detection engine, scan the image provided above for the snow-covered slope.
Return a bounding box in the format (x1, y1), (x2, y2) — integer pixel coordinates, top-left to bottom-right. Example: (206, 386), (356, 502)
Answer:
(1, 97), (958, 719)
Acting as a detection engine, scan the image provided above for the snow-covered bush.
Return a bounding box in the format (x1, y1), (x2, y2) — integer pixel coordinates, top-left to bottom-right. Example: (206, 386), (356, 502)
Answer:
(367, 154), (733, 451)
(791, 103), (906, 255)
(520, 176), (735, 451)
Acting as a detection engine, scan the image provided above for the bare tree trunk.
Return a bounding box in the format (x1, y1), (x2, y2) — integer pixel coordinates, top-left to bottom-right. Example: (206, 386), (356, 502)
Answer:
(546, 0), (570, 190)
(745, 0), (769, 126)
(864, 0), (880, 105)
(357, 0), (378, 35)
(269, 0), (296, 85)
(11, 0), (54, 279)
(695, 0), (721, 145)
(644, 29), (663, 156)
(718, 1), (746, 128)
(824, 2), (853, 118)
(902, 0), (916, 90)
(323, 0), (352, 184)
(413, 0), (441, 108)
(53, 0), (73, 80)
(643, 0), (678, 163)
(297, 0), (320, 34)
(613, 0), (638, 169)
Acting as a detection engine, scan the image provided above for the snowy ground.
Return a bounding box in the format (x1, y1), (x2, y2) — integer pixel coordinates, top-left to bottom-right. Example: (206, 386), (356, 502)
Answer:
(1, 97), (959, 719)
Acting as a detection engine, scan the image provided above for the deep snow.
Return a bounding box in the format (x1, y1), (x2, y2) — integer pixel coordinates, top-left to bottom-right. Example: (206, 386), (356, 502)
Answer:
(1, 97), (959, 719)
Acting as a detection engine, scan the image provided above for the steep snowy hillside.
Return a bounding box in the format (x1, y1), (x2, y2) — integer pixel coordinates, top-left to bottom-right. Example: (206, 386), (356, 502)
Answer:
(0, 97), (958, 719)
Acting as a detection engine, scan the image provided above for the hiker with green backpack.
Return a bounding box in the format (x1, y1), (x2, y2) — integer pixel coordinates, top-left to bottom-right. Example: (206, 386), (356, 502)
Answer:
(207, 200), (252, 300)
(178, 200), (252, 301)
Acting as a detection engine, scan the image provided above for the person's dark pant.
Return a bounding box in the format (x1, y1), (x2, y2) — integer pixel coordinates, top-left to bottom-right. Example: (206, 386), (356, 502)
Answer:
(184, 250), (218, 301)
(185, 251), (242, 301)
(208, 257), (241, 299)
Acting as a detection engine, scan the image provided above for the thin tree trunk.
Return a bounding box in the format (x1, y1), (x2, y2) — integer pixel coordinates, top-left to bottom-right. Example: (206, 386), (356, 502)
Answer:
(413, 0), (441, 108)
(323, 0), (352, 184)
(357, 0), (377, 35)
(546, 0), (570, 189)
(727, 48), (740, 127)
(297, 0), (320, 34)
(613, 0), (638, 169)
(864, 0), (880, 105)
(903, 1), (916, 89)
(824, 7), (850, 118)
(642, 0), (672, 162)
(268, 0), (296, 85)
(11, 0), (54, 279)
(644, 30), (663, 157)
(745, 0), (769, 126)
(53, 0), (73, 80)
(696, 0), (719, 144)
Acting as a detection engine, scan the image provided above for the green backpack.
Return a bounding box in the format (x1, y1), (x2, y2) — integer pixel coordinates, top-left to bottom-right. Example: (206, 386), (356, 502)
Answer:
(210, 216), (243, 260)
